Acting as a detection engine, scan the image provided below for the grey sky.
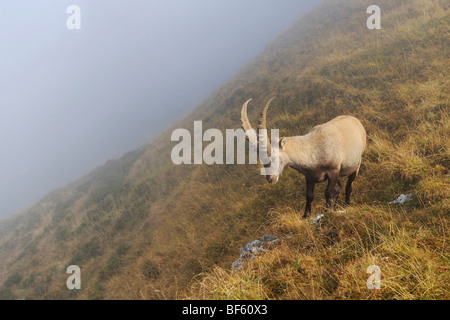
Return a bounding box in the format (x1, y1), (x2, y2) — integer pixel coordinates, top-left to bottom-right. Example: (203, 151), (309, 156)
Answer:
(0, 0), (316, 219)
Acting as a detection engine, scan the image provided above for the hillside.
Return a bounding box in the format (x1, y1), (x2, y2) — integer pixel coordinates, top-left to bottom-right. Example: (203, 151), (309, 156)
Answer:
(0, 0), (449, 300)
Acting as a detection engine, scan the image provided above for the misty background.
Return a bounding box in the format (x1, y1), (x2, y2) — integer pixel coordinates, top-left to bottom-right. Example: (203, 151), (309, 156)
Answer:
(0, 0), (316, 219)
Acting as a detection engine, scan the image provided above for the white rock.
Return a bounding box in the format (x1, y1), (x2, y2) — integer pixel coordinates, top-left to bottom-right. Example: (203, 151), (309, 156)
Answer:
(311, 214), (325, 225)
(389, 194), (413, 204)
(231, 258), (246, 271)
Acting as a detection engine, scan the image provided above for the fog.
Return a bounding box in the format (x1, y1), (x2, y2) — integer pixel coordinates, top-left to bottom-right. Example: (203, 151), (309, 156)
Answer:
(0, 0), (316, 219)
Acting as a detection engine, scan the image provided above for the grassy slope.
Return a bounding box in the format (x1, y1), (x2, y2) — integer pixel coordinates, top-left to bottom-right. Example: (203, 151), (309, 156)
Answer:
(0, 0), (449, 300)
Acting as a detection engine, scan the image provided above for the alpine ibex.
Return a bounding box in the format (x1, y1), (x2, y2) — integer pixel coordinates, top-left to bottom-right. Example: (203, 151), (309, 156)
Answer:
(241, 98), (366, 218)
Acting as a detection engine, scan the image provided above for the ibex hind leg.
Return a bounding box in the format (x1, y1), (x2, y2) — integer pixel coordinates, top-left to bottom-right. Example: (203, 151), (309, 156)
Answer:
(303, 179), (315, 219)
(345, 170), (357, 205)
(333, 180), (342, 204)
(345, 158), (362, 205)
(325, 171), (340, 211)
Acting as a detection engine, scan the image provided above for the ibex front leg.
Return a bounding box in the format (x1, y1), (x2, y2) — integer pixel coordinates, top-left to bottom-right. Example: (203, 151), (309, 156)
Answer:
(303, 179), (315, 219)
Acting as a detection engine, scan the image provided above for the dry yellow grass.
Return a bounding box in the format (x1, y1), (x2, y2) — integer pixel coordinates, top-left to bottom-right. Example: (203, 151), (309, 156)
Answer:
(0, 0), (448, 300)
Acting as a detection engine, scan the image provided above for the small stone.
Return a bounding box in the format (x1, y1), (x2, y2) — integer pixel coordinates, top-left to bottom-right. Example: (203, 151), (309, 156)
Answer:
(311, 214), (325, 225)
(389, 194), (413, 204)
(231, 258), (246, 271)
(260, 234), (278, 243)
(240, 240), (264, 258)
(231, 235), (282, 271)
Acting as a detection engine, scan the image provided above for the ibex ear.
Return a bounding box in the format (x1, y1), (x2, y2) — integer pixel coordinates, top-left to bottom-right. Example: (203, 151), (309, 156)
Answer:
(279, 137), (286, 149)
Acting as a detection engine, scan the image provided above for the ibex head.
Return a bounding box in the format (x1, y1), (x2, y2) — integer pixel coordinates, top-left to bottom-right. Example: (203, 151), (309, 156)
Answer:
(240, 97), (289, 184)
